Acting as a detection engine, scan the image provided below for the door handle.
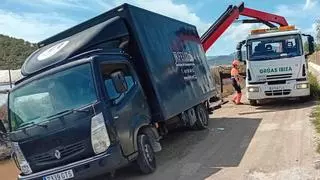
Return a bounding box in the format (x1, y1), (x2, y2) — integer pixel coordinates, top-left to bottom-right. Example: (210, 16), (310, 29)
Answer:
(113, 115), (119, 120)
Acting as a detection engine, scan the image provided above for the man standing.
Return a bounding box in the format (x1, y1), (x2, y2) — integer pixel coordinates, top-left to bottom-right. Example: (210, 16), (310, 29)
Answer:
(231, 60), (243, 105)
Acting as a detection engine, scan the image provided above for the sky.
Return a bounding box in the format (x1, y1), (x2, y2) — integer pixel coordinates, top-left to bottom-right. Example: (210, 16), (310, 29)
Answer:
(0, 0), (319, 56)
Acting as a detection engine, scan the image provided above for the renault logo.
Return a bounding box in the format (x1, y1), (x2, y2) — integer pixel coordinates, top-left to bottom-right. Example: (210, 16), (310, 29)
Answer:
(54, 150), (61, 159)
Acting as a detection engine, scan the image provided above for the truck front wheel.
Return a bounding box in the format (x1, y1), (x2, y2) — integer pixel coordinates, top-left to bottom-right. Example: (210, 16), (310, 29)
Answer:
(193, 104), (209, 130)
(136, 134), (156, 174)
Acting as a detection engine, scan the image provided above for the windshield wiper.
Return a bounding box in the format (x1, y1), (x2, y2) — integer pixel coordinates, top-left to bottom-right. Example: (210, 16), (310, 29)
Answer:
(252, 55), (278, 60)
(286, 53), (298, 57)
(17, 121), (48, 136)
(46, 108), (90, 119)
(19, 121), (48, 129)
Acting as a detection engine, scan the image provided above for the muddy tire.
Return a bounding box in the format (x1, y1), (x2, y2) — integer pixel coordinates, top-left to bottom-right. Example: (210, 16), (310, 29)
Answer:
(136, 134), (156, 174)
(193, 104), (209, 130)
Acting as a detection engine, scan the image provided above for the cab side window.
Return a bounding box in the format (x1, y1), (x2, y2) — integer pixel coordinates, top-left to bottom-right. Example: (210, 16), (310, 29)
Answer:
(100, 64), (135, 104)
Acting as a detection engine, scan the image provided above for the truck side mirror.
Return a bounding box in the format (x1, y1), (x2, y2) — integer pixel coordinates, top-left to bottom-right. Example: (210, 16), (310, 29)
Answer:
(236, 40), (246, 63)
(308, 36), (315, 54)
(110, 71), (128, 93)
(303, 34), (315, 57)
(236, 50), (242, 62)
(236, 43), (243, 62)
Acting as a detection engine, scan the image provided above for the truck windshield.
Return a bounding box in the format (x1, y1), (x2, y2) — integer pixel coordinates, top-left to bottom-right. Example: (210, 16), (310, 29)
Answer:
(247, 35), (302, 61)
(8, 63), (97, 131)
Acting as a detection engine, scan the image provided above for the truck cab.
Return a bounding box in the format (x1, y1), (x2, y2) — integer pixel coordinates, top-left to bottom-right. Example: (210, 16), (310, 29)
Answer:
(8, 51), (156, 180)
(237, 26), (315, 105)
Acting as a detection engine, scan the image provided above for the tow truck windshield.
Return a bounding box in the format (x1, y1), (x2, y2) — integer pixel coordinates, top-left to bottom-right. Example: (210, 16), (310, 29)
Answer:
(247, 35), (302, 61)
(8, 63), (97, 131)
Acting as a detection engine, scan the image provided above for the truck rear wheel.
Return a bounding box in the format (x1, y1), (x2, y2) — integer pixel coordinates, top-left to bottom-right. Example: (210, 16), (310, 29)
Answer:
(136, 134), (156, 174)
(193, 104), (209, 130)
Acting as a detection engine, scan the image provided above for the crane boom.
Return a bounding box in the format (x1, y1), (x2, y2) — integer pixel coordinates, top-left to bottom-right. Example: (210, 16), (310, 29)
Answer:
(241, 7), (288, 26)
(201, 2), (289, 52)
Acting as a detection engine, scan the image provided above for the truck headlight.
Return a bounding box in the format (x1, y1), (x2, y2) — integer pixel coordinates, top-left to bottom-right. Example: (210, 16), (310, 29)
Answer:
(296, 83), (309, 89)
(12, 142), (32, 175)
(91, 113), (110, 154)
(248, 87), (259, 92)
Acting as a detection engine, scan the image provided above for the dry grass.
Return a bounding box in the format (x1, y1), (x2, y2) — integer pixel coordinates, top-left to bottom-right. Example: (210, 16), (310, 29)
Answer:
(311, 104), (320, 153)
(309, 72), (320, 98)
(310, 72), (320, 153)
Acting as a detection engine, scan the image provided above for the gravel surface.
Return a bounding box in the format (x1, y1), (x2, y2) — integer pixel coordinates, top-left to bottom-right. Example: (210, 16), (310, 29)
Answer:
(100, 95), (320, 180)
(2, 70), (319, 180)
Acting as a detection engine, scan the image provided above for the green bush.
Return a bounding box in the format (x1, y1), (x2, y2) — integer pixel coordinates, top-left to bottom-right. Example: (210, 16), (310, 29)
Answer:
(309, 72), (320, 98)
(310, 72), (320, 153)
(0, 34), (37, 69)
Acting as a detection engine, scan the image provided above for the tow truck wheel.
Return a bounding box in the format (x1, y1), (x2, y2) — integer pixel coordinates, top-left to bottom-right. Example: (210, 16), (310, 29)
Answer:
(193, 104), (209, 130)
(249, 100), (258, 106)
(136, 134), (156, 174)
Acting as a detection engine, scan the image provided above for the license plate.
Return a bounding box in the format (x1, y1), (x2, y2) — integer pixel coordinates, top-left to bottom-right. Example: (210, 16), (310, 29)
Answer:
(257, 75), (267, 81)
(269, 86), (284, 91)
(43, 170), (74, 180)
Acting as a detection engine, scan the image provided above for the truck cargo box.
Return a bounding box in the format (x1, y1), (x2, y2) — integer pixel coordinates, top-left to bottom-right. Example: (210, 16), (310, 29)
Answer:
(22, 4), (217, 121)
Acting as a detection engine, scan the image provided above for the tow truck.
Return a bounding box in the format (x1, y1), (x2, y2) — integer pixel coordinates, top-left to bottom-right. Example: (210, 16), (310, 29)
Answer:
(200, 2), (315, 106)
(237, 26), (314, 105)
(0, 2), (315, 180)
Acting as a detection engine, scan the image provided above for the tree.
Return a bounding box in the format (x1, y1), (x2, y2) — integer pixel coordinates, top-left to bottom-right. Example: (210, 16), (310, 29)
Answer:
(0, 34), (37, 70)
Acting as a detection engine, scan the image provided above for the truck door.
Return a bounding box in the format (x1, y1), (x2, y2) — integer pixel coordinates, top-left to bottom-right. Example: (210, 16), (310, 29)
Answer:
(99, 62), (150, 156)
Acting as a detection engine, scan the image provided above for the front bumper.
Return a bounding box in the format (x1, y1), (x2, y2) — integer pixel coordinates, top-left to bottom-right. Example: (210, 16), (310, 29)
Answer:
(247, 81), (310, 100)
(18, 144), (127, 180)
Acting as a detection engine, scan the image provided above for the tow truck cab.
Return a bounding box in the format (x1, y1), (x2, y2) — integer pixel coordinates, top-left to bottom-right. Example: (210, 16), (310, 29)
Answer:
(6, 4), (217, 180)
(237, 26), (315, 105)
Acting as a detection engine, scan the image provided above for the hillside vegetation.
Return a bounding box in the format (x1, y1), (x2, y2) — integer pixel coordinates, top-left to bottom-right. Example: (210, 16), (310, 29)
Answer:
(0, 35), (37, 70)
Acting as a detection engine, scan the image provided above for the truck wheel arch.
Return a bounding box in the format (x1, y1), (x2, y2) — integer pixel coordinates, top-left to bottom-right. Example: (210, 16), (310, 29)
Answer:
(133, 124), (162, 156)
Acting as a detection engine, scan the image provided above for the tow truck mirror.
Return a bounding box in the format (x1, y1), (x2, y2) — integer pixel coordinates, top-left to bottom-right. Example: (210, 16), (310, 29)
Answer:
(308, 36), (315, 55)
(303, 34), (315, 57)
(236, 40), (246, 63)
(236, 43), (243, 62)
(236, 50), (242, 62)
(110, 71), (128, 93)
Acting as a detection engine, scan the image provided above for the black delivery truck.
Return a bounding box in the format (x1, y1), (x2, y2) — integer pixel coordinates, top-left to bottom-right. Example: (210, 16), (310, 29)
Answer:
(3, 3), (218, 180)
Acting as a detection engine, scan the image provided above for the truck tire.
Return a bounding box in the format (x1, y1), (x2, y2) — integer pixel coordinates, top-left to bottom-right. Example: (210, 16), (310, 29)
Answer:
(249, 100), (258, 106)
(193, 104), (209, 130)
(136, 134), (156, 174)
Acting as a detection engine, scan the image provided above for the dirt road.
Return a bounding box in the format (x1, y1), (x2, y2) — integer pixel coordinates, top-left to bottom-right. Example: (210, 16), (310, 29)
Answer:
(101, 96), (319, 180)
(4, 97), (319, 180)
(2, 79), (320, 180)
(0, 159), (19, 180)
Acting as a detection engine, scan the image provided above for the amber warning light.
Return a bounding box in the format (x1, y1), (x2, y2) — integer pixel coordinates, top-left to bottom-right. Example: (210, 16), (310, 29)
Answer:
(251, 25), (296, 35)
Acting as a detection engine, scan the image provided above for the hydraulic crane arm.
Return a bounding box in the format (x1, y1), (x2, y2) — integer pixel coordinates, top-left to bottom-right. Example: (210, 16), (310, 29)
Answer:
(201, 5), (240, 53)
(201, 2), (289, 52)
(240, 7), (288, 27)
